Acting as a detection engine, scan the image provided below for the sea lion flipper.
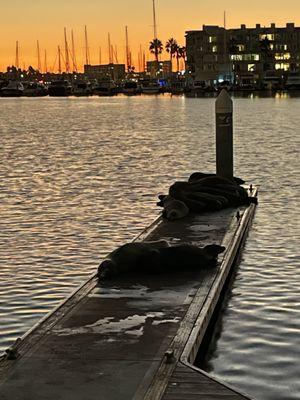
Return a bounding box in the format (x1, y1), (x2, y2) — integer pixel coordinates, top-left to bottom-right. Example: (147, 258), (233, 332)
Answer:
(203, 244), (226, 261)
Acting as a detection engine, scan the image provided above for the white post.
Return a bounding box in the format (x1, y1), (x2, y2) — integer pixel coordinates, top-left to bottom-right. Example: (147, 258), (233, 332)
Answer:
(215, 89), (233, 180)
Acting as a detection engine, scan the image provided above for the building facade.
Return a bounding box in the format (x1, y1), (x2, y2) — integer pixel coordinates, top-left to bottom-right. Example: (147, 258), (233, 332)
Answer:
(84, 64), (126, 81)
(186, 23), (300, 85)
(146, 60), (172, 78)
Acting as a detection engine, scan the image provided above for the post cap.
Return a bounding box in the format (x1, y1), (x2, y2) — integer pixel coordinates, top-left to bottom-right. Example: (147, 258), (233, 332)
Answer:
(216, 89), (233, 113)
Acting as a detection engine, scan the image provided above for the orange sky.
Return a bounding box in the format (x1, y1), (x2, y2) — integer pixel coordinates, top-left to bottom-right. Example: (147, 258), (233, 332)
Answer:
(1, 0), (300, 72)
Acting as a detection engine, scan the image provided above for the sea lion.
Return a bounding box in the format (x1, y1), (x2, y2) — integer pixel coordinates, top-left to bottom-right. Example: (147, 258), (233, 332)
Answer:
(98, 240), (170, 279)
(187, 185), (238, 203)
(160, 195), (189, 220)
(141, 244), (226, 273)
(188, 172), (245, 185)
(169, 179), (249, 210)
(169, 182), (225, 212)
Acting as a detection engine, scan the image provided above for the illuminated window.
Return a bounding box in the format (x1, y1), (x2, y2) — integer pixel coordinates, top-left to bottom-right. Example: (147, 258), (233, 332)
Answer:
(212, 45), (217, 53)
(230, 54), (260, 61)
(275, 63), (290, 71)
(270, 44), (274, 50)
(209, 36), (217, 43)
(230, 54), (242, 61)
(237, 44), (245, 51)
(276, 44), (288, 51)
(275, 53), (291, 60)
(248, 63), (255, 71)
(259, 34), (275, 41)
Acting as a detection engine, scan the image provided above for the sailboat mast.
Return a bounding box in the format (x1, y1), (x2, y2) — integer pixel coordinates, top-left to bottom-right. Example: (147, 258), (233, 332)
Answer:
(138, 44), (142, 72)
(84, 25), (90, 65)
(99, 46), (102, 65)
(44, 49), (48, 73)
(125, 26), (130, 72)
(152, 0), (157, 39)
(108, 33), (112, 63)
(111, 45), (114, 63)
(142, 50), (145, 72)
(114, 45), (118, 64)
(64, 27), (70, 72)
(71, 29), (78, 72)
(37, 40), (41, 71)
(15, 41), (19, 68)
(58, 45), (62, 74)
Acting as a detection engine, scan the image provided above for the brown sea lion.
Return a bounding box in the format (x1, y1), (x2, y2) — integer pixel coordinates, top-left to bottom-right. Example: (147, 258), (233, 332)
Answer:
(188, 172), (245, 185)
(169, 182), (227, 212)
(169, 180), (249, 209)
(98, 240), (170, 279)
(161, 195), (189, 221)
(141, 244), (226, 273)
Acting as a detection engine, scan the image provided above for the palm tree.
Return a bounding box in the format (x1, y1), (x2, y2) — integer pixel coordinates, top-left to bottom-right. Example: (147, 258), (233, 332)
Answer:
(165, 38), (178, 71)
(149, 38), (163, 71)
(175, 45), (186, 72)
(178, 46), (186, 70)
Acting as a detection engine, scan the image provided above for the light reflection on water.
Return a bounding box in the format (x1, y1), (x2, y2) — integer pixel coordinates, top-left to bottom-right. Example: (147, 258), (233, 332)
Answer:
(0, 94), (299, 399)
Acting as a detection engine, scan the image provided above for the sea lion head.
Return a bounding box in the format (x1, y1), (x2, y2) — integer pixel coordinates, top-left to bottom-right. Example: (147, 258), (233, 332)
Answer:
(164, 199), (189, 221)
(98, 259), (118, 280)
(203, 244), (226, 260)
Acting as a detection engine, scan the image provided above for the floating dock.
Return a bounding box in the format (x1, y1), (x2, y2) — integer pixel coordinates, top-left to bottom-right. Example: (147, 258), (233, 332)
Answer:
(0, 187), (257, 400)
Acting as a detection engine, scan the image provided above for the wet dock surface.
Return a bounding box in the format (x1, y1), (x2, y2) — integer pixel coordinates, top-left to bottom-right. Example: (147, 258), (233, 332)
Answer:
(0, 192), (256, 400)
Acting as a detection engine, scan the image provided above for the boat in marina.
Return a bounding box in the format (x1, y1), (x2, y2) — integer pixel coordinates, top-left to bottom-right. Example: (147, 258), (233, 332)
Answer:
(122, 80), (141, 95)
(23, 82), (48, 97)
(187, 80), (216, 95)
(93, 80), (118, 96)
(140, 79), (161, 94)
(73, 81), (93, 96)
(170, 80), (186, 95)
(48, 80), (73, 96)
(0, 81), (24, 97)
(285, 71), (300, 90)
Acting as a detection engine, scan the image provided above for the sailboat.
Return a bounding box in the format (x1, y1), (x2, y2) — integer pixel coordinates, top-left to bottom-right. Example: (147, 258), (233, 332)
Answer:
(0, 81), (24, 97)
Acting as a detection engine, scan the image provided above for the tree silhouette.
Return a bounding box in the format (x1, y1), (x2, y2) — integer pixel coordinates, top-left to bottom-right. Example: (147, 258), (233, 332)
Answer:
(149, 38), (163, 71)
(166, 38), (178, 70)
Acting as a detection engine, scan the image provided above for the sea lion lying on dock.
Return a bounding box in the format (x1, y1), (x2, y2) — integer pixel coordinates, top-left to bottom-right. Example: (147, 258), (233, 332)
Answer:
(97, 241), (225, 279)
(188, 172), (245, 185)
(98, 240), (170, 279)
(158, 172), (251, 220)
(157, 195), (189, 220)
(141, 244), (226, 273)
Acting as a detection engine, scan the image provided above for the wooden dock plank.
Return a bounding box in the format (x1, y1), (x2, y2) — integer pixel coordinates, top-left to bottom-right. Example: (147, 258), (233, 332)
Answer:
(162, 364), (251, 399)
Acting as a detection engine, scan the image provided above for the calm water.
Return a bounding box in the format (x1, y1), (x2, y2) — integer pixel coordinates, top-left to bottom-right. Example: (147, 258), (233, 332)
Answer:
(0, 94), (299, 399)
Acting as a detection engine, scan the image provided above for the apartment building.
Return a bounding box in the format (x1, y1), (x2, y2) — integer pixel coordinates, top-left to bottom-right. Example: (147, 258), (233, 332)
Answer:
(84, 63), (126, 81)
(186, 23), (300, 85)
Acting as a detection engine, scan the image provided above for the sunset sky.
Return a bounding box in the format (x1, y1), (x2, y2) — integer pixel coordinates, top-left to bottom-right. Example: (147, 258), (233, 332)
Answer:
(1, 0), (300, 72)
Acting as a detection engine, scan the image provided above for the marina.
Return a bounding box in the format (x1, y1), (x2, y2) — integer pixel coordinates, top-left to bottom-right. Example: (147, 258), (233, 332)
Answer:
(1, 0), (300, 396)
(1, 77), (300, 97)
